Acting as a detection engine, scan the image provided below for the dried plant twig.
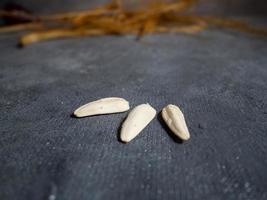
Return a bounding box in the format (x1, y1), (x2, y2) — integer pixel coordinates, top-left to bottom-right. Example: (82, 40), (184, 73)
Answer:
(0, 0), (266, 46)
(20, 29), (105, 45)
(0, 22), (43, 33)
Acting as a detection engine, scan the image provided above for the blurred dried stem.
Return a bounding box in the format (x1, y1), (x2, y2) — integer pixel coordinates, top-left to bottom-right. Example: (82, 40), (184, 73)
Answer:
(0, 0), (266, 46)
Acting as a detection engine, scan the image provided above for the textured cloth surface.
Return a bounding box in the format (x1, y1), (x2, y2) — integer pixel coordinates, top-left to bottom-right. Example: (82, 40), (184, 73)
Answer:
(0, 5), (267, 199)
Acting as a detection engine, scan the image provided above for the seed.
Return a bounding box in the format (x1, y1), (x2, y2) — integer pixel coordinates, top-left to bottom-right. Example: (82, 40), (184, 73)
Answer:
(161, 104), (190, 140)
(74, 97), (130, 117)
(120, 104), (156, 143)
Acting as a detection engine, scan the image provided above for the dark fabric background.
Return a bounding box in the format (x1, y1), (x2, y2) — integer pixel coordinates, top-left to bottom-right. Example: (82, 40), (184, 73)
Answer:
(0, 1), (267, 200)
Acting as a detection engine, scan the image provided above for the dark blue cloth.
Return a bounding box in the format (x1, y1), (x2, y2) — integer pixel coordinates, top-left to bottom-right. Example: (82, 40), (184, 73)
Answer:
(0, 1), (267, 200)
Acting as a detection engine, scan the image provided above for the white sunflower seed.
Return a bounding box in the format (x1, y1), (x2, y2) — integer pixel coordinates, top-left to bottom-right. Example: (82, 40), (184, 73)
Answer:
(120, 103), (156, 143)
(162, 104), (190, 140)
(74, 97), (130, 117)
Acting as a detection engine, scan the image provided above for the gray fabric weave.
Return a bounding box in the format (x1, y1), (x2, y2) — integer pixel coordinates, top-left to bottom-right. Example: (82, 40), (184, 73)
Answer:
(0, 1), (267, 200)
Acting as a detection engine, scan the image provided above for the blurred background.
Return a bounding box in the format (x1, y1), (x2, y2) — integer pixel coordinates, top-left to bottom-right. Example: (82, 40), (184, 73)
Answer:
(0, 0), (266, 16)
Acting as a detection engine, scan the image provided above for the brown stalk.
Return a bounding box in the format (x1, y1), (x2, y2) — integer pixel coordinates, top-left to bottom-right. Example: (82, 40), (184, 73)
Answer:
(40, 0), (121, 21)
(0, 22), (43, 33)
(0, 0), (266, 46)
(20, 29), (105, 46)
